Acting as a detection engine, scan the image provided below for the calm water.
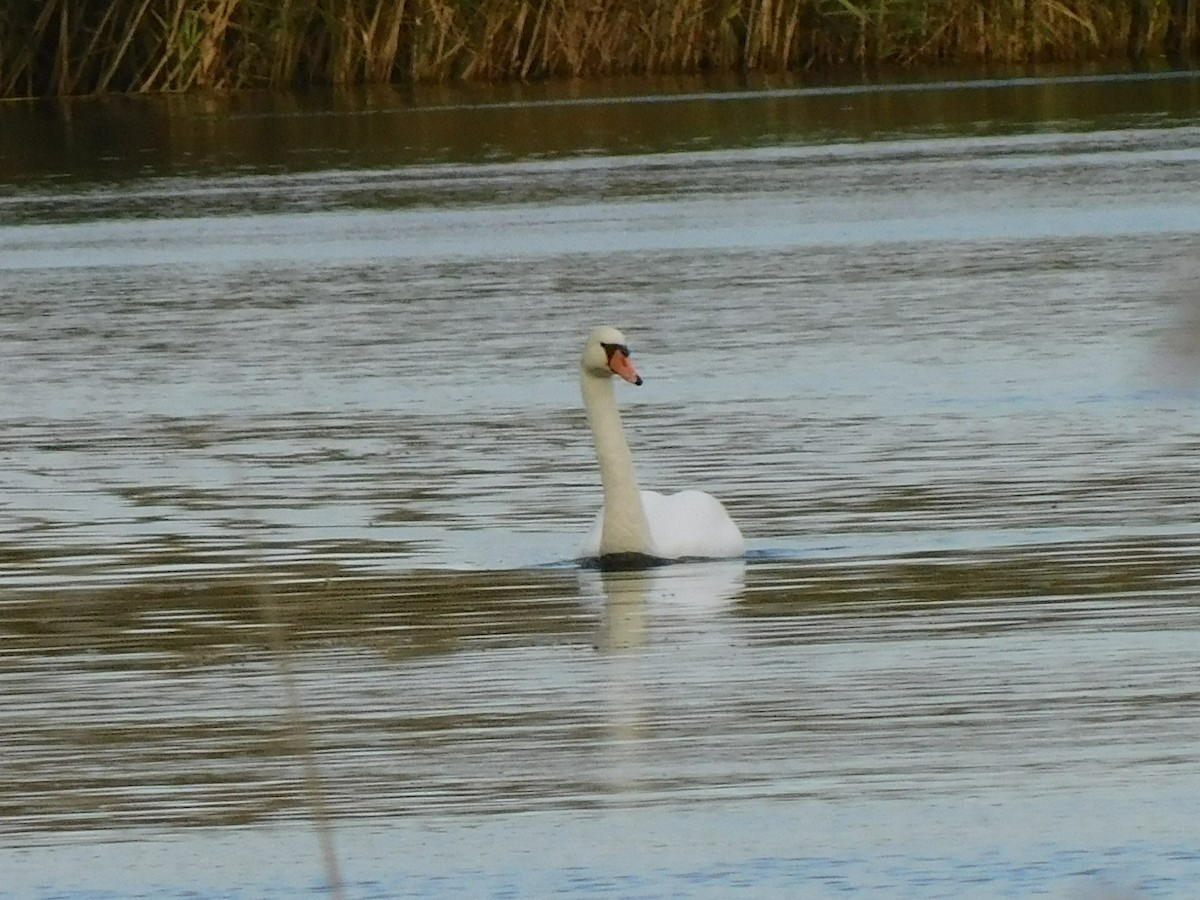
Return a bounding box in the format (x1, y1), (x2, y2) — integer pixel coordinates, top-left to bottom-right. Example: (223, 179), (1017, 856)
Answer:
(3, 71), (1200, 897)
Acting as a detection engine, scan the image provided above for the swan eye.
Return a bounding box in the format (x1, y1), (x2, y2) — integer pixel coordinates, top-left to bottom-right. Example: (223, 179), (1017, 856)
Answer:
(601, 342), (629, 361)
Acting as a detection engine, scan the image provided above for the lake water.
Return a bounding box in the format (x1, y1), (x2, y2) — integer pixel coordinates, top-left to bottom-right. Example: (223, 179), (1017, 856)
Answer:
(3, 70), (1200, 898)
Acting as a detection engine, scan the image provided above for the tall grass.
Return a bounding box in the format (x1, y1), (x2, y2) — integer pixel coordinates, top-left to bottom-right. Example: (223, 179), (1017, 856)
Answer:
(1, 0), (1196, 97)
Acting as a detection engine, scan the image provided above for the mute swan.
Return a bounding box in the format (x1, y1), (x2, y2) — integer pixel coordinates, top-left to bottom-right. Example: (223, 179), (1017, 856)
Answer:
(578, 326), (744, 567)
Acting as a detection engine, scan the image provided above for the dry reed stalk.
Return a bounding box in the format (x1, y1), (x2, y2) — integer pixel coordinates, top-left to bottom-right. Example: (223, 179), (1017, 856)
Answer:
(458, 0), (518, 81)
(265, 0), (313, 88)
(72, 2), (119, 92)
(408, 0), (471, 81)
(53, 1), (70, 94)
(364, 0), (409, 83)
(590, 6), (629, 74)
(156, 2), (214, 92)
(323, 0), (357, 85)
(0, 0), (1197, 97)
(256, 584), (346, 900)
(782, 4), (803, 66)
(194, 0), (242, 89)
(1041, 0), (1102, 55)
(546, 0), (586, 77)
(1, 0), (54, 95)
(520, 0), (551, 78)
(95, 0), (156, 92)
(749, 0), (803, 70)
(329, 0), (391, 86)
(638, 2), (661, 70)
(753, 0), (772, 70)
(139, 1), (192, 91)
(686, 0), (710, 71)
(500, 0), (537, 79)
(524, 0), (553, 77)
(650, 0), (694, 73)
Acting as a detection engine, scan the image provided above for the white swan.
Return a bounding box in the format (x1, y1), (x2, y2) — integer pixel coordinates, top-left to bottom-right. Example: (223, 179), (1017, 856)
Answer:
(578, 326), (744, 566)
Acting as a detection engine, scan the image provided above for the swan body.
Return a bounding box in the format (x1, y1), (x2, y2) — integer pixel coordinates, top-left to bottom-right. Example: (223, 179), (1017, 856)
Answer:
(578, 326), (744, 566)
(579, 488), (746, 561)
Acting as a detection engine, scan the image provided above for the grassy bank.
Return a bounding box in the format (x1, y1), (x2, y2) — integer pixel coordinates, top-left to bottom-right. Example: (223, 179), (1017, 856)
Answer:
(1, 0), (1197, 98)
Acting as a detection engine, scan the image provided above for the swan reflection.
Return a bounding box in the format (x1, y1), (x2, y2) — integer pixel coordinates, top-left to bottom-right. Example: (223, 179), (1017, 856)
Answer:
(575, 559), (745, 800)
(576, 559), (746, 651)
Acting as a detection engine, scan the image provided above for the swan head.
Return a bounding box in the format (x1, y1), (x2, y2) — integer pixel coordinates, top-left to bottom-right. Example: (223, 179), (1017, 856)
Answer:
(582, 326), (643, 385)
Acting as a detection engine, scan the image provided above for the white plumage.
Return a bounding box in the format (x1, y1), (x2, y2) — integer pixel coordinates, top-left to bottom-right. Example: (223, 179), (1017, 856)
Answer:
(578, 326), (744, 564)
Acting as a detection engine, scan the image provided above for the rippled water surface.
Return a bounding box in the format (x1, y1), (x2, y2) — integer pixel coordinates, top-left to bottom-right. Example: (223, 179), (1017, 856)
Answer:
(3, 72), (1200, 897)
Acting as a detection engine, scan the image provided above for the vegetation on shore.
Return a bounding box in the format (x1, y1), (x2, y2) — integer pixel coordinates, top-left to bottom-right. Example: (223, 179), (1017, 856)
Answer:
(1, 0), (1197, 98)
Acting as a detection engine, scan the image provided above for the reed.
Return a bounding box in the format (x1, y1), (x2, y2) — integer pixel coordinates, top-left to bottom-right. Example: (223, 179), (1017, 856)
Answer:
(1, 0), (1196, 98)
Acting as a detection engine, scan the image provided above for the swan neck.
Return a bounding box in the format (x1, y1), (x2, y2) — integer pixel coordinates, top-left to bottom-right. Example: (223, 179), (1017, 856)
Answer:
(582, 372), (654, 555)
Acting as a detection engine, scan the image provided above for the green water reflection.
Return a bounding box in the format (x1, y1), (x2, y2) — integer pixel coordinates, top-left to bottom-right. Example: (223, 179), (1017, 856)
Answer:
(2, 70), (1200, 185)
(3, 538), (1199, 833)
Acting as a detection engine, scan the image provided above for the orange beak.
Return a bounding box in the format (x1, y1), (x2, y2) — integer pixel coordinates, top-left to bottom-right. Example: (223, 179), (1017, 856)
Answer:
(608, 349), (643, 385)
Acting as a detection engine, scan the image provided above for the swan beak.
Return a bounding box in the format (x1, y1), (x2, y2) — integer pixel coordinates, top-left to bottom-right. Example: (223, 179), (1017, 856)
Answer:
(609, 350), (643, 386)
